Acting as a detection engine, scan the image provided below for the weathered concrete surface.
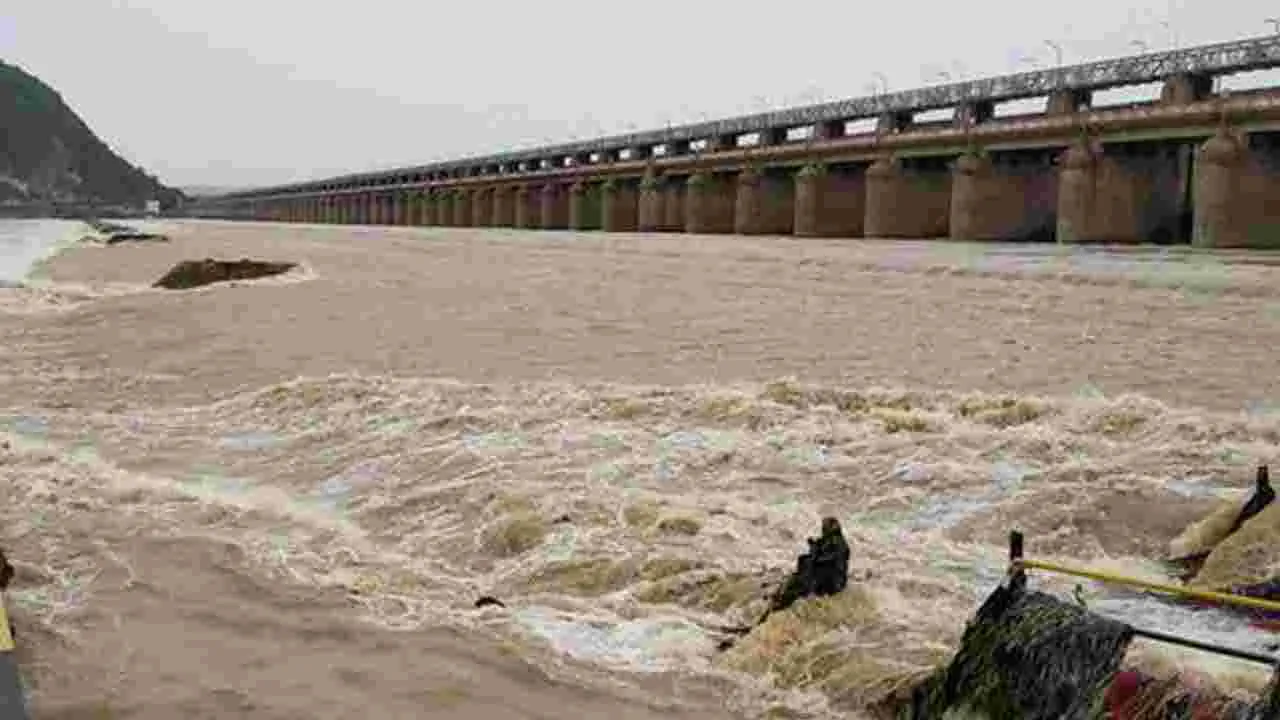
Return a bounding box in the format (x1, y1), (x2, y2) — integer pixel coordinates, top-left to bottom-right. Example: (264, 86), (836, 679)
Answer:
(637, 173), (664, 232)
(471, 187), (492, 227)
(1056, 141), (1189, 244)
(661, 178), (686, 232)
(601, 180), (639, 232)
(685, 173), (735, 234)
(734, 168), (794, 236)
(515, 185), (538, 229)
(492, 186), (514, 227)
(1194, 131), (1280, 248)
(569, 181), (602, 231)
(865, 156), (951, 238)
(950, 152), (1057, 242)
(794, 164), (866, 238)
(540, 183), (569, 230)
(419, 193), (437, 227)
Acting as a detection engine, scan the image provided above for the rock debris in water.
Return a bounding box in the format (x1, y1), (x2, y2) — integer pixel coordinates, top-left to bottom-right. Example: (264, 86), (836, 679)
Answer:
(152, 258), (296, 290)
(901, 585), (1135, 719)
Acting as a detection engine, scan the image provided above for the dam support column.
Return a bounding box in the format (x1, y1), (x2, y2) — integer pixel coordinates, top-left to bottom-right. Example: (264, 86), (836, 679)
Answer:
(382, 193), (396, 225)
(793, 163), (865, 238)
(358, 195), (369, 225)
(734, 166), (794, 236)
(514, 185), (537, 229)
(471, 187), (492, 227)
(437, 191), (452, 226)
(638, 171), (664, 231)
(950, 150), (1057, 242)
(385, 193), (398, 225)
(540, 183), (569, 230)
(419, 191), (437, 226)
(492, 185), (514, 227)
(448, 189), (467, 227)
(569, 181), (602, 230)
(1057, 140), (1191, 244)
(864, 156), (951, 238)
(663, 176), (686, 231)
(601, 178), (639, 232)
(685, 172), (735, 234)
(400, 191), (415, 225)
(384, 193), (397, 225)
(1193, 130), (1280, 248)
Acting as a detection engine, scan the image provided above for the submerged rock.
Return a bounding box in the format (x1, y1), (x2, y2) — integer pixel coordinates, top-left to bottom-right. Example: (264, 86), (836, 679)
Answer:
(82, 219), (169, 244)
(152, 258), (297, 290)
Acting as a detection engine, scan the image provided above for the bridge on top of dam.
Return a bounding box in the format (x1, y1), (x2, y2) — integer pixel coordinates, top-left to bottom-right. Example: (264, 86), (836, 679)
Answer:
(195, 34), (1280, 248)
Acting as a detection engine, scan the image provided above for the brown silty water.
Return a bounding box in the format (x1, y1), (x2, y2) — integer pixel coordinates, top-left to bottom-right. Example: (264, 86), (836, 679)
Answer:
(2, 221), (1280, 718)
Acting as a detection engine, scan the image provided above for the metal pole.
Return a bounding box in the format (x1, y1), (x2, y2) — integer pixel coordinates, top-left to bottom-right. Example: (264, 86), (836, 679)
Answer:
(873, 72), (889, 95)
(1045, 40), (1063, 66)
(1130, 627), (1277, 666)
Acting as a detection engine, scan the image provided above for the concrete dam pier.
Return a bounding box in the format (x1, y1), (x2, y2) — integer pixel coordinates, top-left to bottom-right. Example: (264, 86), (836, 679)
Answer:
(197, 36), (1280, 248)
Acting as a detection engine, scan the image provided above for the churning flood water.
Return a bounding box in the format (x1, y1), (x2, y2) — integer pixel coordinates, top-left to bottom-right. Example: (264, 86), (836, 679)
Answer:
(2, 220), (1280, 717)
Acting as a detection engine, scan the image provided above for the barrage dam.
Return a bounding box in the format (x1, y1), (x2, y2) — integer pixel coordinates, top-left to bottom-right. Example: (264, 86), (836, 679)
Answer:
(195, 35), (1280, 248)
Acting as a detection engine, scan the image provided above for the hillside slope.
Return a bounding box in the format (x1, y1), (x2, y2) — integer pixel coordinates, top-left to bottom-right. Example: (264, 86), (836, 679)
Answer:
(0, 60), (184, 209)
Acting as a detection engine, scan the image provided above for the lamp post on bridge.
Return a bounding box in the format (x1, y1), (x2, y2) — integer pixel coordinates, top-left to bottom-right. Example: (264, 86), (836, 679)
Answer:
(873, 72), (889, 95)
(1266, 17), (1280, 34)
(1045, 40), (1064, 67)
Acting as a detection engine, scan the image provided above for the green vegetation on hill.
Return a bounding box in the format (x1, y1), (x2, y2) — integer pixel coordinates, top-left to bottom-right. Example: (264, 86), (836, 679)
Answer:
(0, 59), (185, 209)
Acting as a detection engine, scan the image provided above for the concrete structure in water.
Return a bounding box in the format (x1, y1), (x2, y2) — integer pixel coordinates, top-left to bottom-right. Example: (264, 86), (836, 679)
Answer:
(195, 36), (1280, 248)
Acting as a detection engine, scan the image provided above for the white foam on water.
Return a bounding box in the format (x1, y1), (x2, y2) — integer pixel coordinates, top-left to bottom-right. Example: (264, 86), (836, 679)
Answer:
(512, 606), (718, 672)
(0, 219), (85, 285)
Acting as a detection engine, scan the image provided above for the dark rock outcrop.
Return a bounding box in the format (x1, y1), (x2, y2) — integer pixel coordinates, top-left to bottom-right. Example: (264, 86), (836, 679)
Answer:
(152, 258), (297, 290)
(765, 516), (850, 616)
(901, 584), (1135, 720)
(716, 517), (851, 651)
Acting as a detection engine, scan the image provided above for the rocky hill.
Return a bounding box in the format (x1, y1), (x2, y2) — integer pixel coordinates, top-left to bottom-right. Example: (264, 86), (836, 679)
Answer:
(0, 60), (185, 209)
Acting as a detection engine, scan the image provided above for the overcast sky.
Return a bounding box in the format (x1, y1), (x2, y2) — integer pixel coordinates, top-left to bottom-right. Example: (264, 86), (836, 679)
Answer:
(4, 0), (1280, 190)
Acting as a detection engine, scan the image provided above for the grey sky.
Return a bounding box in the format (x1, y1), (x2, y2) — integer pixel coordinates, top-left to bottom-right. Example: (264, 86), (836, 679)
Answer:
(4, 0), (1280, 190)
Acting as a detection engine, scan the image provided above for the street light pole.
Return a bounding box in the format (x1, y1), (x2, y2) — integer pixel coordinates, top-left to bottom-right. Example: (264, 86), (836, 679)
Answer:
(873, 71), (888, 95)
(1045, 40), (1063, 66)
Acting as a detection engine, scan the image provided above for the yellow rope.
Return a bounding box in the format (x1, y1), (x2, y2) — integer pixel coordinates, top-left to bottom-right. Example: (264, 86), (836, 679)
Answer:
(0, 595), (12, 652)
(1016, 558), (1280, 615)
